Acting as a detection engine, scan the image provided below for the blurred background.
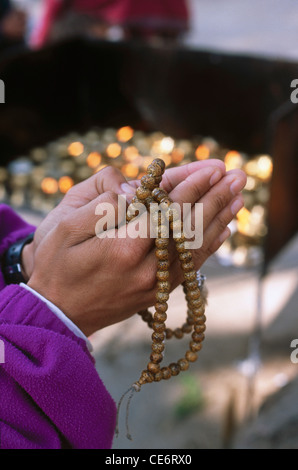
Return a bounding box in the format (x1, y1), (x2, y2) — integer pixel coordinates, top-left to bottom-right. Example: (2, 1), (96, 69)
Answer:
(0, 0), (298, 449)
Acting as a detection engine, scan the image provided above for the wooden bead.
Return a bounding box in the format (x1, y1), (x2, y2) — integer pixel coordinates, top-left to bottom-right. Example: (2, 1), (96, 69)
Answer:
(152, 188), (168, 202)
(184, 280), (199, 291)
(157, 281), (171, 292)
(150, 352), (163, 364)
(192, 332), (205, 343)
(178, 358), (189, 371)
(141, 370), (154, 383)
(152, 322), (166, 333)
(174, 234), (186, 243)
(176, 242), (187, 253)
(155, 238), (169, 249)
(131, 195), (140, 205)
(188, 298), (203, 309)
(154, 311), (167, 323)
(186, 316), (195, 325)
(139, 310), (153, 323)
(153, 370), (163, 382)
(126, 213), (136, 222)
(169, 362), (180, 376)
(136, 186), (151, 200)
(190, 342), (202, 352)
(161, 367), (172, 380)
(126, 204), (138, 218)
(144, 196), (155, 208)
(166, 207), (180, 222)
(181, 261), (195, 272)
(153, 158), (166, 171)
(147, 163), (162, 177)
(165, 328), (173, 339)
(157, 225), (169, 239)
(156, 270), (169, 281)
(147, 362), (160, 374)
(141, 175), (156, 189)
(154, 175), (163, 185)
(157, 260), (170, 271)
(170, 220), (183, 233)
(138, 376), (147, 386)
(185, 350), (198, 362)
(164, 208), (173, 222)
(156, 291), (169, 303)
(192, 307), (204, 317)
(194, 324), (206, 334)
(160, 198), (171, 211)
(179, 251), (192, 262)
(195, 314), (207, 325)
(187, 289), (201, 300)
(174, 328), (184, 339)
(152, 331), (165, 343)
(151, 342), (165, 354)
(155, 249), (168, 260)
(150, 208), (165, 222)
(155, 302), (168, 313)
(182, 322), (192, 334)
(184, 271), (197, 282)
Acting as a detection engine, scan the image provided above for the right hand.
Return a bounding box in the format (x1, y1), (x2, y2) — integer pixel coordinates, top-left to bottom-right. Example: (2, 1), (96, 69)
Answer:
(27, 160), (246, 336)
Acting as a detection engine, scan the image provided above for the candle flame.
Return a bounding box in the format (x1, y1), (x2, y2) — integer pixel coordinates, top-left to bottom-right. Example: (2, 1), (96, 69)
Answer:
(171, 148), (185, 163)
(116, 126), (134, 142)
(224, 150), (243, 171)
(236, 207), (251, 235)
(106, 143), (122, 158)
(195, 145), (210, 160)
(121, 163), (139, 178)
(41, 177), (59, 194)
(58, 176), (74, 193)
(86, 152), (102, 168)
(68, 142), (84, 157)
(124, 146), (139, 162)
(257, 155), (273, 181)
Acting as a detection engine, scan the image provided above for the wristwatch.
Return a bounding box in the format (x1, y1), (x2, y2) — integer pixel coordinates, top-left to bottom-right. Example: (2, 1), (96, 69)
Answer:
(1, 233), (35, 284)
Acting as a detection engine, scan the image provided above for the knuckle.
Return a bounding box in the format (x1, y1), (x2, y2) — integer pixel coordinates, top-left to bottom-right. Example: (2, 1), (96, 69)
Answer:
(215, 216), (228, 234)
(101, 165), (122, 180)
(56, 215), (76, 239)
(213, 192), (227, 212)
(103, 190), (119, 206)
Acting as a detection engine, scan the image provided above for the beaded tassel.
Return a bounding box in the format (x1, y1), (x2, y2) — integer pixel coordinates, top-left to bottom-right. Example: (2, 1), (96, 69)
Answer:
(116, 158), (207, 439)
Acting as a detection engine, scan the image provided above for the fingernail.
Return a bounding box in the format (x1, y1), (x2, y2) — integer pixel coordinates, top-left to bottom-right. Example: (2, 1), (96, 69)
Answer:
(120, 183), (136, 195)
(219, 227), (231, 244)
(210, 169), (222, 186)
(231, 197), (244, 215)
(230, 178), (245, 196)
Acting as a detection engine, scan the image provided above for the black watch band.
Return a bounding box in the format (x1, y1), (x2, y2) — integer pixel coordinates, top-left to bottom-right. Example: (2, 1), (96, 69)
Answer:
(2, 233), (35, 285)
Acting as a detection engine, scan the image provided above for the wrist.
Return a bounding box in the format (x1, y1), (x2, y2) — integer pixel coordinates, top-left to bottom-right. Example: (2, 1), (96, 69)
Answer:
(21, 242), (34, 281)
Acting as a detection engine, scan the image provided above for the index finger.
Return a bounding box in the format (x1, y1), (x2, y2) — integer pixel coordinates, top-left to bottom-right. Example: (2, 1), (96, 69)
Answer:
(128, 159), (226, 193)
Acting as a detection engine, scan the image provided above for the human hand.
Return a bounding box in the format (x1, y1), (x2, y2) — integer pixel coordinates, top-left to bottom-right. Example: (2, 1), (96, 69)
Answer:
(26, 160), (246, 336)
(21, 158), (226, 279)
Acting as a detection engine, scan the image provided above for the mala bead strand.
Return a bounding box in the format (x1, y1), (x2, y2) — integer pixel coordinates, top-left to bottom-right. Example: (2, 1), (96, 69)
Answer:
(117, 158), (207, 439)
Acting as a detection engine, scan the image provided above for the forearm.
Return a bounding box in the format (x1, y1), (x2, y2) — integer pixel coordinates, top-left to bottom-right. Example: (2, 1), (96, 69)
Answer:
(0, 284), (116, 449)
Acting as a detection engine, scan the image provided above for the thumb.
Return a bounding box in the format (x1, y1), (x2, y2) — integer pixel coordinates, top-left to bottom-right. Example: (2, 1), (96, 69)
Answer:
(63, 166), (135, 209)
(66, 191), (126, 244)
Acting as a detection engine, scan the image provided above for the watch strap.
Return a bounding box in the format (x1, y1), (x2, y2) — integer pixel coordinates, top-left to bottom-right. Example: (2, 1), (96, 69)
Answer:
(2, 232), (35, 284)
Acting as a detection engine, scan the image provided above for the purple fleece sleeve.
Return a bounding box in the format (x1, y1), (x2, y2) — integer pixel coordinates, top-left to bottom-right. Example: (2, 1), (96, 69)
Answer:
(0, 205), (116, 448)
